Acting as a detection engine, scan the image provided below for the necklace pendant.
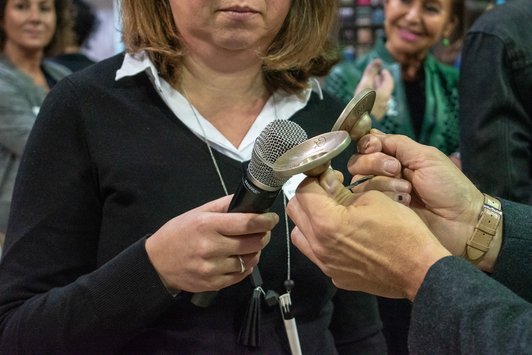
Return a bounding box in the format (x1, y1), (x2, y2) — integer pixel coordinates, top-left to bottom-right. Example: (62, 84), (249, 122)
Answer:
(279, 292), (302, 355)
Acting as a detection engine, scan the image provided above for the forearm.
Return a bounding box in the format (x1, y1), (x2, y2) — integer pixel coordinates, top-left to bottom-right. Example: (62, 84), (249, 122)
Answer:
(410, 257), (532, 355)
(490, 199), (532, 302)
(0, 238), (174, 354)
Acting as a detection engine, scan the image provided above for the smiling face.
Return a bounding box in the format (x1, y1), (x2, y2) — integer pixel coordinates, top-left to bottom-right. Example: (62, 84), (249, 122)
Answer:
(168, 0), (291, 54)
(383, 0), (456, 61)
(1, 0), (56, 53)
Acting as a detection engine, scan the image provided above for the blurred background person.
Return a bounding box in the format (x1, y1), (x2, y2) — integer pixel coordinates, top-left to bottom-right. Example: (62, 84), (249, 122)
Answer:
(0, 0), (72, 254)
(0, 1), (387, 353)
(49, 0), (99, 71)
(459, 0), (532, 205)
(325, 0), (463, 158)
(325, 0), (464, 352)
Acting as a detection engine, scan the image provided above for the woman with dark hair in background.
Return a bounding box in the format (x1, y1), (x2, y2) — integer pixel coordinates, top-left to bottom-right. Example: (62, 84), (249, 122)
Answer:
(50, 0), (99, 71)
(0, 0), (72, 252)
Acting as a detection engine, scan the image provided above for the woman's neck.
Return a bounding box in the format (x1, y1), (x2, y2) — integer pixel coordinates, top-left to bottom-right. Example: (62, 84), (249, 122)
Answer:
(3, 43), (48, 90)
(386, 44), (428, 82)
(178, 55), (270, 148)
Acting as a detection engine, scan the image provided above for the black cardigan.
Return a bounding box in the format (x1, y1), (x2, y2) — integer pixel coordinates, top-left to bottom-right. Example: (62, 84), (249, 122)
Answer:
(0, 54), (385, 354)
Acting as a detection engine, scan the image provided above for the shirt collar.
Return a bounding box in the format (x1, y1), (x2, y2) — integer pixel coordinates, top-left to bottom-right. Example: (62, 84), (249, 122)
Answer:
(115, 51), (323, 162)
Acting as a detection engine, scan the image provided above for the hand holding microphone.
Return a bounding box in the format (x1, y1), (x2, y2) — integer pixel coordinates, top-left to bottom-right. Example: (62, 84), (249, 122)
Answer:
(191, 120), (308, 307)
(144, 195), (277, 297)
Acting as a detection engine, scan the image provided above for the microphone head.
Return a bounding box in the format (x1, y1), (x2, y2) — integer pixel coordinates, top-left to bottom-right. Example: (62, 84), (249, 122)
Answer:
(248, 120), (307, 191)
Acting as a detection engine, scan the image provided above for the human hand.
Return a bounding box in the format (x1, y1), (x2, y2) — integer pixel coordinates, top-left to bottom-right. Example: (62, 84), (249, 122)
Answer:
(287, 169), (450, 300)
(355, 59), (394, 120)
(348, 130), (488, 261)
(145, 195), (278, 293)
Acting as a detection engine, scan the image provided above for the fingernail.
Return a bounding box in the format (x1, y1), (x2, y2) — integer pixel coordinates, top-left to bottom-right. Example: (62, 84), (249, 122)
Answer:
(396, 194), (411, 205)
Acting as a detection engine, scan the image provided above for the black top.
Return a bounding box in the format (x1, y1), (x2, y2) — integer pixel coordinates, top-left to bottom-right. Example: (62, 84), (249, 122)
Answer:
(459, 0), (532, 204)
(49, 53), (97, 72)
(0, 53), (385, 354)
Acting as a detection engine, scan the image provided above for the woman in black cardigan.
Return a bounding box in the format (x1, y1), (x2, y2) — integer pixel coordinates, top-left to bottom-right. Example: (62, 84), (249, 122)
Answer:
(0, 1), (390, 354)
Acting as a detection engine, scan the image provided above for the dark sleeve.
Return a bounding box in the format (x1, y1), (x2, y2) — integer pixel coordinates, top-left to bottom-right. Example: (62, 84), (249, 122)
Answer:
(0, 78), (174, 354)
(490, 199), (532, 302)
(409, 256), (532, 355)
(459, 31), (532, 204)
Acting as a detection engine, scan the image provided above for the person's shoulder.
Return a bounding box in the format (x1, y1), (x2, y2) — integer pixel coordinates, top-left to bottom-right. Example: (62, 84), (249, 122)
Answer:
(428, 54), (459, 81)
(0, 56), (18, 80)
(42, 60), (72, 81)
(0, 57), (31, 92)
(469, 1), (531, 37)
(61, 53), (126, 87)
(328, 59), (362, 79)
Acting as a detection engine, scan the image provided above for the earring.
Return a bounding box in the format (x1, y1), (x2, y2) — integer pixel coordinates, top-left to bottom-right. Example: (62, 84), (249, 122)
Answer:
(442, 37), (450, 47)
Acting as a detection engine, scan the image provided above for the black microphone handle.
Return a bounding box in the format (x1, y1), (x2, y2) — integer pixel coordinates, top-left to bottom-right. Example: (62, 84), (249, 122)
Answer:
(190, 177), (281, 307)
(227, 177), (281, 213)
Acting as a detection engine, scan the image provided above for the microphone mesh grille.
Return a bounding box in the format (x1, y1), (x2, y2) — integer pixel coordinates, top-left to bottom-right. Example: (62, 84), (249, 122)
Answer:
(249, 120), (307, 189)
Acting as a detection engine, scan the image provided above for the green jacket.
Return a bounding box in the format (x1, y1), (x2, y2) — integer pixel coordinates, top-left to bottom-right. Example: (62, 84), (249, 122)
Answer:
(325, 40), (459, 155)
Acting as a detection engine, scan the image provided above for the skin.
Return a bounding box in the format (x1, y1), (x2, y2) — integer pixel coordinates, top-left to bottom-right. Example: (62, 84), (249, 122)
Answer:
(1, 0), (56, 89)
(354, 58), (394, 121)
(145, 1), (292, 293)
(168, 0), (292, 147)
(146, 195), (278, 293)
(383, 0), (456, 80)
(286, 131), (502, 300)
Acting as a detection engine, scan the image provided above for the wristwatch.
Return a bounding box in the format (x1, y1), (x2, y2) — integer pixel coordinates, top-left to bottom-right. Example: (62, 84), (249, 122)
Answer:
(463, 193), (502, 263)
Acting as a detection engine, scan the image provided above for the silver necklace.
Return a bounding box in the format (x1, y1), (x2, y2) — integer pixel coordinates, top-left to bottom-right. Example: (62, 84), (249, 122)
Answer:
(181, 88), (299, 350)
(182, 87), (228, 196)
(181, 87), (292, 286)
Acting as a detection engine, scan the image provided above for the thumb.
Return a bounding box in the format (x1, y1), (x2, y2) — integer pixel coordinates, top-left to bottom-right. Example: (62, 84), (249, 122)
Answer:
(194, 194), (234, 213)
(318, 169), (357, 206)
(377, 69), (394, 94)
(364, 58), (383, 78)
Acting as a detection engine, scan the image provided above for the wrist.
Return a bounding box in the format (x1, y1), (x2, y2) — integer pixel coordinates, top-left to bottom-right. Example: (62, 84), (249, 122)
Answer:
(145, 236), (182, 297)
(406, 243), (451, 301)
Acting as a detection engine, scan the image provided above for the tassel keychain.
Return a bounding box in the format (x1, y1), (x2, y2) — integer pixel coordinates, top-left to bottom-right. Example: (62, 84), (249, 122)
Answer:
(238, 286), (264, 347)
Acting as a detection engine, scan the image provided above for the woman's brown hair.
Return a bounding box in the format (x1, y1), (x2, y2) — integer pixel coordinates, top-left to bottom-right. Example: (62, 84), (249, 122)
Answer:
(0, 0), (74, 56)
(120, 0), (340, 94)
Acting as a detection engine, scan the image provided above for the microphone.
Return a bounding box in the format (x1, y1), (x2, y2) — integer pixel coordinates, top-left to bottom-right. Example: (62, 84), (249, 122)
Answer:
(191, 120), (308, 307)
(228, 119), (308, 212)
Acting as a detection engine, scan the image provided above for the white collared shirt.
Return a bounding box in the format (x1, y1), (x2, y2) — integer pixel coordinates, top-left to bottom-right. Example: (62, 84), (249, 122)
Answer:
(115, 51), (323, 162)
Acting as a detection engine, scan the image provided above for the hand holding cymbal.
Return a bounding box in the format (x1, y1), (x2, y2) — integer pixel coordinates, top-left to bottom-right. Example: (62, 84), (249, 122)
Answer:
(273, 89), (376, 177)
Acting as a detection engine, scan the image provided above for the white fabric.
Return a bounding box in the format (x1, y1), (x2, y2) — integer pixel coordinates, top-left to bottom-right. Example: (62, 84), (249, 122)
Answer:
(115, 51), (323, 162)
